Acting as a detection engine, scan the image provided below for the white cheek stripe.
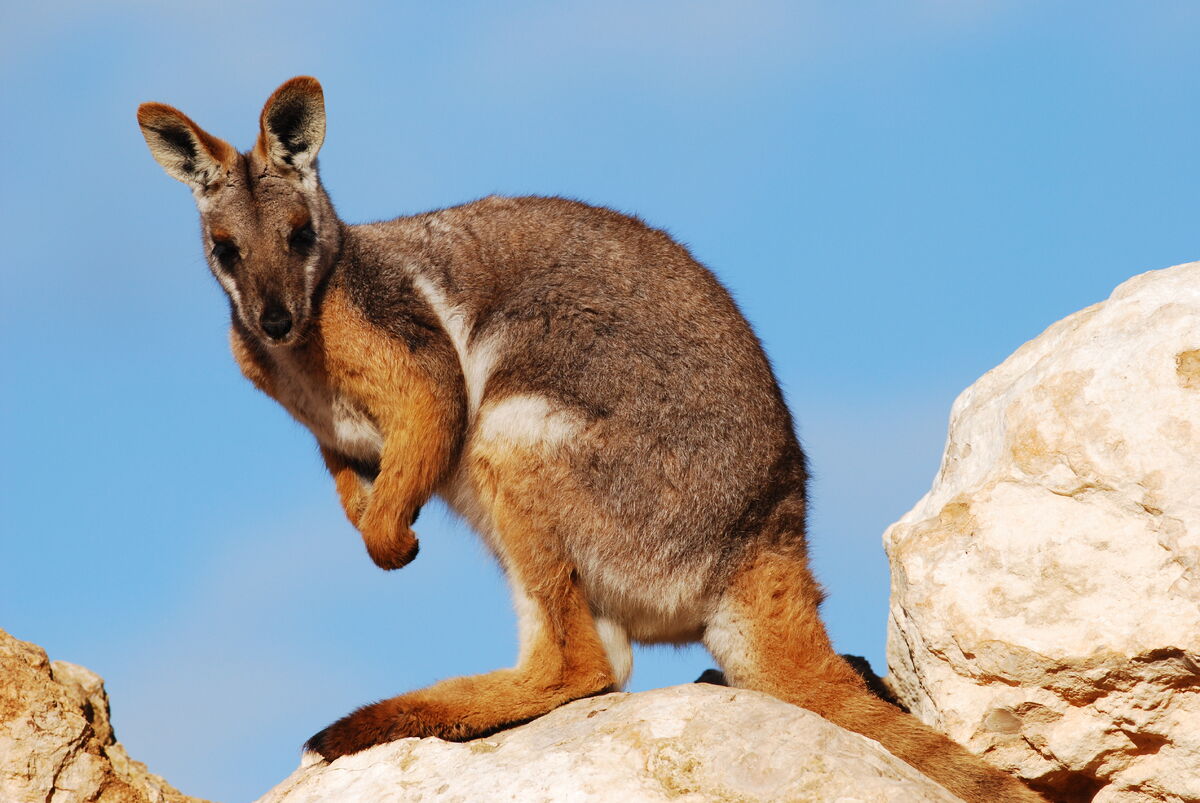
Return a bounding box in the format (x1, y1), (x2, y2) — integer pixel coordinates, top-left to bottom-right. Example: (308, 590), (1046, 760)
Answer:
(213, 266), (243, 311)
(302, 251), (320, 308)
(302, 202), (333, 310)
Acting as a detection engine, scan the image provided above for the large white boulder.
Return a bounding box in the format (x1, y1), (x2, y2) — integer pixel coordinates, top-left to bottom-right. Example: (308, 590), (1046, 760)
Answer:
(258, 684), (961, 802)
(885, 263), (1200, 802)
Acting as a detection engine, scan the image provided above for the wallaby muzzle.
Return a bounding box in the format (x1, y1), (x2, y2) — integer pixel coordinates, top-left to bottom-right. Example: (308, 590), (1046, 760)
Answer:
(259, 300), (293, 341)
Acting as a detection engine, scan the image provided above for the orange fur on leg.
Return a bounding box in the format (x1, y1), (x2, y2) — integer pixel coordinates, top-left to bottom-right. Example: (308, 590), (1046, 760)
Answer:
(319, 447), (368, 527)
(305, 582), (613, 761)
(305, 444), (614, 760)
(319, 289), (461, 569)
(706, 550), (1046, 803)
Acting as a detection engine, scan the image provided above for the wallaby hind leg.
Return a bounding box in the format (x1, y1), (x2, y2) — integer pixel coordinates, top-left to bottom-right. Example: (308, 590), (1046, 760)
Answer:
(704, 548), (1045, 803)
(306, 449), (620, 761)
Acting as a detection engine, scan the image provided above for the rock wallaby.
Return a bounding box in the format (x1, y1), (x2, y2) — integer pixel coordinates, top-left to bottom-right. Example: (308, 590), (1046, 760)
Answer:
(138, 77), (1043, 802)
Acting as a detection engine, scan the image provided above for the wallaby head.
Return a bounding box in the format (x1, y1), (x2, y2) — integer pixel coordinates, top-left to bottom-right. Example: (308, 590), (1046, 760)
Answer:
(138, 77), (339, 346)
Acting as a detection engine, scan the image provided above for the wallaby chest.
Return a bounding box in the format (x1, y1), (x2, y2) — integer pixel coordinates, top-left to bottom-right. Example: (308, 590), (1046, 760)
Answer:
(271, 348), (384, 464)
(232, 326), (384, 466)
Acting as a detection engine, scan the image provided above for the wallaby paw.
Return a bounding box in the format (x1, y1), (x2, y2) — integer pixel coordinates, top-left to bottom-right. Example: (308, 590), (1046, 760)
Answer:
(362, 525), (420, 571)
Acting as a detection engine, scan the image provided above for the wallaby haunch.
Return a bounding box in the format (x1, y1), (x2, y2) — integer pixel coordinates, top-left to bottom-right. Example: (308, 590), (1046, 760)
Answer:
(138, 77), (1043, 802)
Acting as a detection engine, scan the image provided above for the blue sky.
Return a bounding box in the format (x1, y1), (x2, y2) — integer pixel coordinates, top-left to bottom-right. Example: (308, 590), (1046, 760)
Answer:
(2, 2), (1198, 800)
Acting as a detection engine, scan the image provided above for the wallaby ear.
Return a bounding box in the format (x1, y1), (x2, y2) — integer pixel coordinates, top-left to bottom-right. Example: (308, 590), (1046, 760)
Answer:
(137, 103), (236, 189)
(256, 76), (325, 174)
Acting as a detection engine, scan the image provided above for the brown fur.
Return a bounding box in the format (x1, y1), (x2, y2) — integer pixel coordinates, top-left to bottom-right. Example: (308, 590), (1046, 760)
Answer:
(231, 287), (463, 568)
(319, 447), (368, 527)
(138, 77), (1046, 802)
(228, 329), (273, 395)
(319, 288), (460, 568)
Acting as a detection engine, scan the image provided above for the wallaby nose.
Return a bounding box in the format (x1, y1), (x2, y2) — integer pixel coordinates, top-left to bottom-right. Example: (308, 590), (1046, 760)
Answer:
(260, 303), (293, 340)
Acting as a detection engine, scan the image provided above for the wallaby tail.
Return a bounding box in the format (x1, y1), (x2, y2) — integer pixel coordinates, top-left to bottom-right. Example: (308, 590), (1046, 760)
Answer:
(805, 677), (1044, 802)
(704, 548), (1045, 803)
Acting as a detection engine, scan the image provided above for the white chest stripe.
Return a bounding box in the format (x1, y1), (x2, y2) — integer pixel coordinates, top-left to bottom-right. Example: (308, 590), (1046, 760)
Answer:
(331, 396), (385, 456)
(269, 349), (383, 463)
(411, 274), (497, 418)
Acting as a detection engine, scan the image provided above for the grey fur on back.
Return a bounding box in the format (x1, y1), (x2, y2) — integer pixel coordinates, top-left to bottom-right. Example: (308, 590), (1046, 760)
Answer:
(339, 196), (808, 637)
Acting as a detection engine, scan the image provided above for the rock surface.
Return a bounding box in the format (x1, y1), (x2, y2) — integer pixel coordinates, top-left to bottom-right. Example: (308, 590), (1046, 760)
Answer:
(258, 684), (961, 802)
(0, 628), (204, 803)
(885, 263), (1200, 802)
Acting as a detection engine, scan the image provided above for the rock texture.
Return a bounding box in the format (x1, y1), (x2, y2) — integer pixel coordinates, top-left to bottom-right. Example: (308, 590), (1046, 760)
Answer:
(0, 628), (203, 803)
(885, 263), (1200, 802)
(259, 684), (961, 802)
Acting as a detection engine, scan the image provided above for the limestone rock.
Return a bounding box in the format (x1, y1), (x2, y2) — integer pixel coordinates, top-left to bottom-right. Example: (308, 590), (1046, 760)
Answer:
(884, 263), (1200, 802)
(0, 628), (204, 803)
(259, 684), (961, 802)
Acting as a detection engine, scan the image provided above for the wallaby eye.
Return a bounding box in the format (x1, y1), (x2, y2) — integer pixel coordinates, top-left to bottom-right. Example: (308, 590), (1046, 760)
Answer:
(211, 239), (239, 271)
(289, 221), (316, 254)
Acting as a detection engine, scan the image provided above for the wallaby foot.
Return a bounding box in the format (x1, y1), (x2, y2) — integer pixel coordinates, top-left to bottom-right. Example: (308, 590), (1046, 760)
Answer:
(304, 663), (613, 760)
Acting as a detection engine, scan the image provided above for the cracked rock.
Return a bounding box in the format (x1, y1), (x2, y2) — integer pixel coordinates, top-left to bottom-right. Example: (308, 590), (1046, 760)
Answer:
(0, 628), (205, 803)
(885, 262), (1200, 802)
